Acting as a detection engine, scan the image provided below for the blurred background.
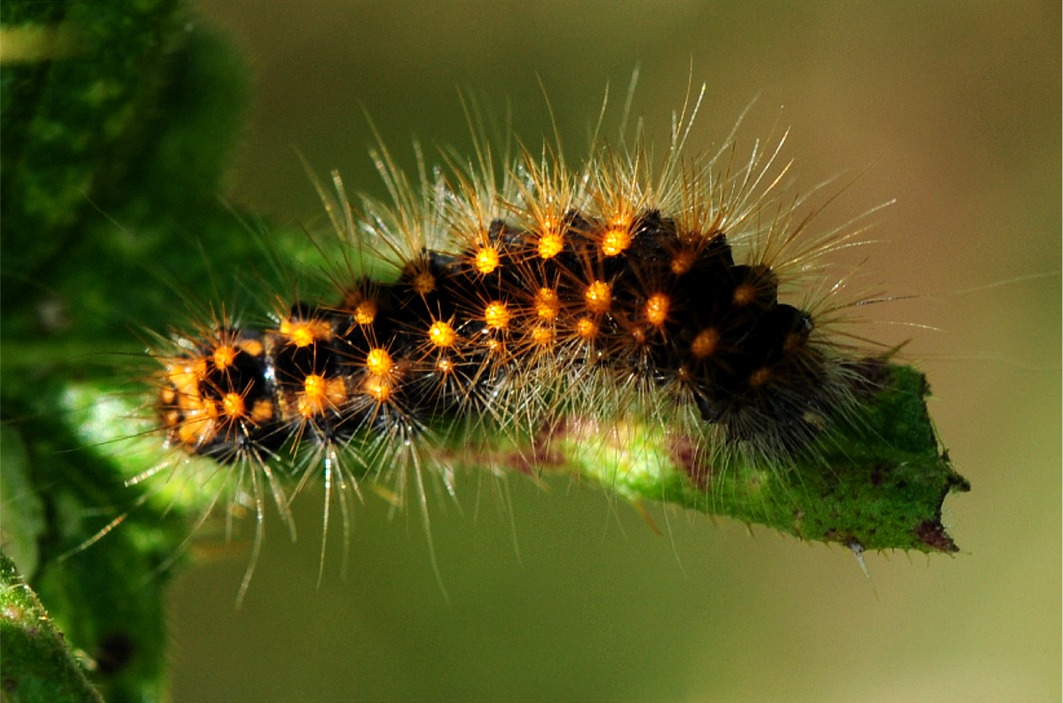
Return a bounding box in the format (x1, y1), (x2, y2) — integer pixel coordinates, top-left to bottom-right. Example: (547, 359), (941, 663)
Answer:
(170, 1), (1060, 700)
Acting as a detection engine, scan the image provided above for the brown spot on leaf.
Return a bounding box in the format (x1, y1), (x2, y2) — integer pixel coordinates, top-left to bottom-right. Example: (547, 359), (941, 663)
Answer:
(670, 437), (714, 490)
(510, 441), (565, 476)
(916, 520), (958, 552)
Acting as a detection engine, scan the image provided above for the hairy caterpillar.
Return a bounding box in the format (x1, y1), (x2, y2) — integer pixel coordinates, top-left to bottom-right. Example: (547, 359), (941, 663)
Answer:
(135, 84), (964, 600)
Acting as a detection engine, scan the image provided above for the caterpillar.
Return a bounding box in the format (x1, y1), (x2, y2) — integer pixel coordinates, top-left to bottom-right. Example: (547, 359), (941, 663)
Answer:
(141, 85), (965, 599)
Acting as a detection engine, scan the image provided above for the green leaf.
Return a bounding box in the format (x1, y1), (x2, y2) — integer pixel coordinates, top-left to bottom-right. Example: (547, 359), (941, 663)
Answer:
(0, 551), (105, 703)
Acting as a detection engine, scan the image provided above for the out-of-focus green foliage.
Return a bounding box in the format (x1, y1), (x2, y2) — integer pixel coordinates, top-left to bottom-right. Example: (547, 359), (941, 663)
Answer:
(1, 1), (260, 699)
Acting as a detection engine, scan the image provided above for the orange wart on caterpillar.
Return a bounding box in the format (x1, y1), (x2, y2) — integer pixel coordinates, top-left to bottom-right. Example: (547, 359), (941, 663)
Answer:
(137, 83), (967, 597)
